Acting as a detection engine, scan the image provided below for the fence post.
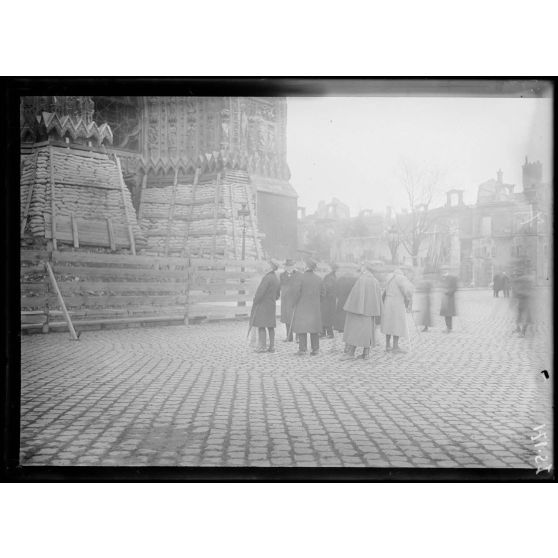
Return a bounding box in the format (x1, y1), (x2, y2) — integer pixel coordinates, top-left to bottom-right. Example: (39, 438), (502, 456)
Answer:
(184, 256), (191, 325)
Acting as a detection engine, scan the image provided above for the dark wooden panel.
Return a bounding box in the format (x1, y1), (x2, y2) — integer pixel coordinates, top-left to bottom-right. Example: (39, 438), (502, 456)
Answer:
(52, 265), (189, 280)
(56, 281), (188, 294)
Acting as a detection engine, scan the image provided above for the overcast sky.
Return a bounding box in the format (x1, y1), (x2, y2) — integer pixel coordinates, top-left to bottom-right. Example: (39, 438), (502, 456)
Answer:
(286, 96), (552, 216)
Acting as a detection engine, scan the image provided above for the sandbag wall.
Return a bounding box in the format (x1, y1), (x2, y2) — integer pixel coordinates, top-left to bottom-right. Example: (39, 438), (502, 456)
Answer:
(139, 178), (263, 258)
(20, 145), (146, 252)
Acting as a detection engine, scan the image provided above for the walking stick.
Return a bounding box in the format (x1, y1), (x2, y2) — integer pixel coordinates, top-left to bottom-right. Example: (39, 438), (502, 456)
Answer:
(247, 302), (258, 340)
(287, 304), (298, 341)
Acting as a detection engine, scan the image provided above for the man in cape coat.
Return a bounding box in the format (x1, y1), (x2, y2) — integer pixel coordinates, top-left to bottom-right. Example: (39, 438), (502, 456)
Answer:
(333, 270), (358, 333)
(250, 260), (281, 353)
(341, 263), (383, 360)
(380, 267), (414, 353)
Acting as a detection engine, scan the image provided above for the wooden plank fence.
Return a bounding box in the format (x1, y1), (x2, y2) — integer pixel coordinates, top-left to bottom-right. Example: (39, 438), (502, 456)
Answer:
(21, 250), (268, 333)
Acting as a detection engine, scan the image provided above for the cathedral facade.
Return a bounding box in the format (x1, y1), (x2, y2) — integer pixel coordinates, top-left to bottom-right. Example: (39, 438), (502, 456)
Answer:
(20, 95), (298, 259)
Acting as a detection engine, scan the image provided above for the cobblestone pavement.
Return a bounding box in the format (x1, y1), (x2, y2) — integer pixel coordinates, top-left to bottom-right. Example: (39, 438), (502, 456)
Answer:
(20, 288), (552, 468)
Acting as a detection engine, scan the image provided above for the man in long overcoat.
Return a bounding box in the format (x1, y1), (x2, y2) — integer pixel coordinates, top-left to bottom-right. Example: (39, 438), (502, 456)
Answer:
(341, 263), (383, 360)
(439, 270), (458, 333)
(493, 272), (503, 297)
(416, 274), (434, 332)
(291, 259), (325, 356)
(250, 260), (281, 353)
(502, 271), (511, 298)
(320, 263), (338, 338)
(512, 272), (535, 336)
(279, 259), (299, 342)
(333, 269), (358, 333)
(380, 267), (414, 353)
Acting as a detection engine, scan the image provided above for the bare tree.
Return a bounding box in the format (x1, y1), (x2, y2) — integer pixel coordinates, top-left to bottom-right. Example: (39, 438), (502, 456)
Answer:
(395, 161), (441, 267)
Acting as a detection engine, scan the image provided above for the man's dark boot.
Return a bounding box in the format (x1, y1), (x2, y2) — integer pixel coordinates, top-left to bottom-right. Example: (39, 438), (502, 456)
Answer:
(267, 328), (276, 352)
(341, 345), (356, 360)
(392, 336), (406, 354)
(361, 348), (370, 359)
(296, 334), (307, 355)
(255, 328), (267, 352)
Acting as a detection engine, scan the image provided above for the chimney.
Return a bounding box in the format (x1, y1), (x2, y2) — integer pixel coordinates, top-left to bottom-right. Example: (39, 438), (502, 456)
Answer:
(497, 169), (503, 184)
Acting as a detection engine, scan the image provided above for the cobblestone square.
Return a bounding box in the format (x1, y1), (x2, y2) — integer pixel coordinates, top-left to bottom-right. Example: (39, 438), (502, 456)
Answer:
(20, 289), (552, 469)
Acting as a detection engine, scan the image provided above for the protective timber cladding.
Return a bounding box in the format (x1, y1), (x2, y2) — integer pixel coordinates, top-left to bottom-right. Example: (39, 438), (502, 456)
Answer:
(20, 96), (298, 259)
(96, 96), (298, 260)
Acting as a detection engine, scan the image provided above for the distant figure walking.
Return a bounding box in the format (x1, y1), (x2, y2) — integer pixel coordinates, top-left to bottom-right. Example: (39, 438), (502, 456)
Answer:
(250, 260), (281, 353)
(381, 268), (414, 353)
(341, 262), (383, 360)
(502, 271), (511, 298)
(440, 270), (458, 333)
(333, 270), (357, 333)
(279, 259), (300, 342)
(512, 272), (535, 336)
(416, 274), (434, 332)
(320, 263), (338, 338)
(291, 259), (325, 356)
(493, 272), (503, 297)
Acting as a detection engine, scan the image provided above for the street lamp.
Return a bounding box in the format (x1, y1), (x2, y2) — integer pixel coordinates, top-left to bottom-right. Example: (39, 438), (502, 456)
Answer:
(237, 202), (251, 306)
(387, 225), (399, 264)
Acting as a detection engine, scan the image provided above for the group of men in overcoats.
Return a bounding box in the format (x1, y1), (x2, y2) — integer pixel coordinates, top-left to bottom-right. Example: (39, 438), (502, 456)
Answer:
(250, 258), (420, 359)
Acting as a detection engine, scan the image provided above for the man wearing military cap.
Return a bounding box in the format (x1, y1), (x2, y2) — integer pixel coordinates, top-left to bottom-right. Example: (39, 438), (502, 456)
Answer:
(291, 258), (325, 356)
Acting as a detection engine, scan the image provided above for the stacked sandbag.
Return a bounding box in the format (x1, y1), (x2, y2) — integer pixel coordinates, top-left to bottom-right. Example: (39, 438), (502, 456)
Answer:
(23, 148), (50, 238)
(138, 176), (262, 258)
(20, 145), (146, 250)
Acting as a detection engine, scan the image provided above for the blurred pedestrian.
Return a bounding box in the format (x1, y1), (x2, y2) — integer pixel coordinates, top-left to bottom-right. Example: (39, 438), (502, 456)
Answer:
(279, 258), (300, 342)
(333, 268), (358, 333)
(440, 270), (458, 333)
(416, 273), (433, 332)
(250, 259), (281, 353)
(381, 267), (414, 353)
(493, 271), (503, 297)
(341, 262), (383, 360)
(320, 263), (338, 338)
(512, 272), (535, 336)
(292, 258), (325, 356)
(502, 271), (511, 298)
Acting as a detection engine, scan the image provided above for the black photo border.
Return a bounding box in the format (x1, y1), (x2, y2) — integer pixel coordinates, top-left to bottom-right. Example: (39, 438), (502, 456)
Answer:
(1, 76), (555, 482)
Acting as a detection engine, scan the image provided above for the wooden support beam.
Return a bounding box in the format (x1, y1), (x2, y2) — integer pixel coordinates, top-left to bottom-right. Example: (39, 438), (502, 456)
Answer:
(49, 146), (57, 250)
(183, 257), (191, 325)
(211, 174), (221, 259)
(71, 213), (79, 248)
(138, 173), (147, 221)
(245, 182), (261, 260)
(45, 261), (79, 340)
(182, 175), (199, 257)
(164, 167), (179, 257)
(106, 217), (116, 251)
(229, 182), (239, 259)
(115, 155), (136, 255)
(21, 151), (39, 237)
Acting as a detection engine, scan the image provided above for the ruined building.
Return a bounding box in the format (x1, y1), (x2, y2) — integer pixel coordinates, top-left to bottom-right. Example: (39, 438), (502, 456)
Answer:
(20, 96), (298, 259)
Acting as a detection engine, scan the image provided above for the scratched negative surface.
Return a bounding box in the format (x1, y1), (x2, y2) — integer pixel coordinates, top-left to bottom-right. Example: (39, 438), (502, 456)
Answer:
(20, 288), (552, 468)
